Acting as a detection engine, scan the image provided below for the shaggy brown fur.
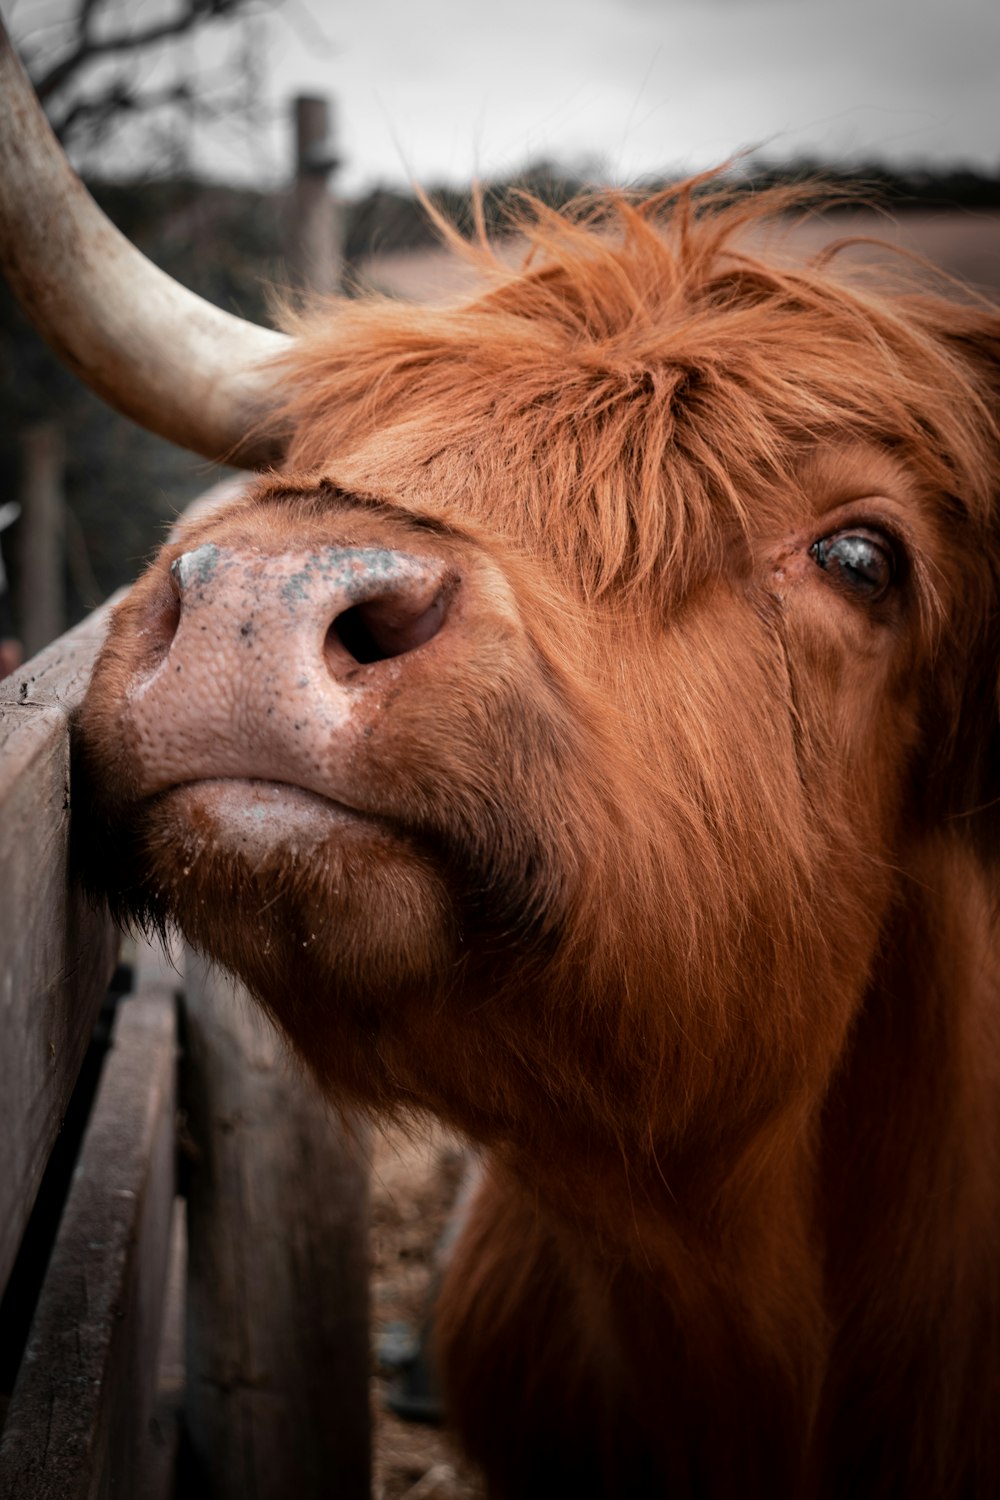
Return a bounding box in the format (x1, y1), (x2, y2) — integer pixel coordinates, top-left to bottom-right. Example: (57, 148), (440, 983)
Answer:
(75, 180), (1000, 1498)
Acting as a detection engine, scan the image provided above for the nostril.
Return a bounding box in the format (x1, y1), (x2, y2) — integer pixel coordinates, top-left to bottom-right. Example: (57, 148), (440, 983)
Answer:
(147, 582), (182, 659)
(329, 587), (449, 666)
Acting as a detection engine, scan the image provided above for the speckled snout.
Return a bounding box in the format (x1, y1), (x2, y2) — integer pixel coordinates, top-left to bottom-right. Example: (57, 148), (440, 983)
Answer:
(123, 541), (453, 801)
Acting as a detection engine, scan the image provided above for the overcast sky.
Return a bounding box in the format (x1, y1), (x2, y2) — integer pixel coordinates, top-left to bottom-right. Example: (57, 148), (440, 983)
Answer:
(11, 0), (1000, 192)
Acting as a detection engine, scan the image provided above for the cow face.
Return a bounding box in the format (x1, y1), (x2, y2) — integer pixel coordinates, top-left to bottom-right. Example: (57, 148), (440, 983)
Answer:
(74, 195), (1000, 1178)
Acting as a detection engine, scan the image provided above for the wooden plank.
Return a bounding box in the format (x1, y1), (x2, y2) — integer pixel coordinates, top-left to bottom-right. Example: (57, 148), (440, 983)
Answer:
(136, 1199), (186, 1500)
(0, 992), (177, 1500)
(0, 473), (237, 1300)
(134, 934), (185, 1500)
(0, 589), (121, 711)
(18, 422), (66, 658)
(0, 598), (121, 1299)
(183, 953), (372, 1499)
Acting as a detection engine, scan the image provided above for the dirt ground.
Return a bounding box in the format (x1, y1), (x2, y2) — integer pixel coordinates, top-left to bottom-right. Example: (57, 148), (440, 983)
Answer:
(369, 1124), (485, 1500)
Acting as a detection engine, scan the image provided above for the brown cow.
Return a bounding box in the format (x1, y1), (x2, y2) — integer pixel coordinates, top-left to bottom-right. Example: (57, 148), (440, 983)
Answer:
(71, 187), (1000, 1500)
(1, 30), (999, 1499)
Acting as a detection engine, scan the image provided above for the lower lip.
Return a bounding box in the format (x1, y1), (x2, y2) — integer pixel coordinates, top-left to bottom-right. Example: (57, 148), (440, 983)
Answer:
(169, 777), (368, 854)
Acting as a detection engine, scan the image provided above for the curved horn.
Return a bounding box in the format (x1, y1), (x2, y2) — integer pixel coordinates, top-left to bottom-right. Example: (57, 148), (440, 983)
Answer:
(0, 20), (291, 466)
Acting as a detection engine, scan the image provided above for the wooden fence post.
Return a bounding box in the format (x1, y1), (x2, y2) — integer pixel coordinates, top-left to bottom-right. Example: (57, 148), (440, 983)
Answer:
(18, 422), (64, 658)
(0, 599), (121, 1309)
(0, 995), (178, 1500)
(290, 94), (342, 296)
(182, 954), (371, 1499)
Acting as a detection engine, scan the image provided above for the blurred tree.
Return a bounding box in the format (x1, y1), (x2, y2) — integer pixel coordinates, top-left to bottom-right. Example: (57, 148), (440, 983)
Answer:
(0, 1), (289, 631)
(9, 0), (274, 179)
(0, 177), (285, 623)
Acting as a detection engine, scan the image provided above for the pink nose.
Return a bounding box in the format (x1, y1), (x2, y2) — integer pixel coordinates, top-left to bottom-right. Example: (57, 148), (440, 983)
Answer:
(126, 542), (452, 798)
(169, 542), (450, 668)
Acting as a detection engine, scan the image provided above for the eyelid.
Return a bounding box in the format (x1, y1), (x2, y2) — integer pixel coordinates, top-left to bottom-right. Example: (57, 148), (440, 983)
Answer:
(810, 496), (911, 548)
(809, 514), (906, 563)
(815, 532), (892, 572)
(825, 526), (895, 555)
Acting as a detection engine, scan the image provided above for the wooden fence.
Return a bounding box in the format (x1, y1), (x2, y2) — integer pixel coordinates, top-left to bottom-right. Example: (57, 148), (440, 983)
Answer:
(0, 519), (371, 1498)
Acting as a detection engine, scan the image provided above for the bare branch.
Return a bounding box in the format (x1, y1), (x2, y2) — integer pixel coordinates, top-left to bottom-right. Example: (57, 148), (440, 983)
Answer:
(33, 0), (248, 104)
(79, 0), (102, 38)
(14, 0), (285, 176)
(48, 80), (197, 147)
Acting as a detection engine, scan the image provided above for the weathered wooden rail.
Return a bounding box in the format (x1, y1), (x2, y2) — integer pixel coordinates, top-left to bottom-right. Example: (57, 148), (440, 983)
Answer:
(0, 509), (371, 1498)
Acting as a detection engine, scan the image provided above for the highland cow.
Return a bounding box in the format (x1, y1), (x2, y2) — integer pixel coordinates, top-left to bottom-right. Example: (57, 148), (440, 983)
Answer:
(1, 24), (999, 1496)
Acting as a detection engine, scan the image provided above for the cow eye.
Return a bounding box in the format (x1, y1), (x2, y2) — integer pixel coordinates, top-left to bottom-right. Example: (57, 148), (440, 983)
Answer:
(809, 529), (895, 600)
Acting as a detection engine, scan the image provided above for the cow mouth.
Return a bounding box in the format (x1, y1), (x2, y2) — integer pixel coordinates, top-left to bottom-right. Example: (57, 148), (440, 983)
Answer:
(162, 776), (381, 851)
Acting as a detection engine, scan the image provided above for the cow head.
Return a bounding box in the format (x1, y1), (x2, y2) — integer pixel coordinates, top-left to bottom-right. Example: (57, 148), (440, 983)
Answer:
(68, 190), (1000, 1212)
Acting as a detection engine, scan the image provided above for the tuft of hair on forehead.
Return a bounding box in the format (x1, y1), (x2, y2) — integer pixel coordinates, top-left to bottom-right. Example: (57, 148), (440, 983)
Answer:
(271, 173), (1000, 604)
